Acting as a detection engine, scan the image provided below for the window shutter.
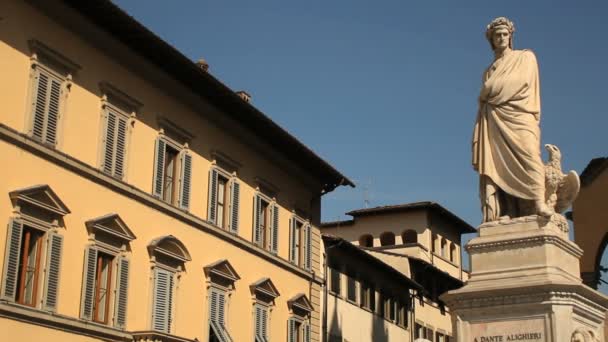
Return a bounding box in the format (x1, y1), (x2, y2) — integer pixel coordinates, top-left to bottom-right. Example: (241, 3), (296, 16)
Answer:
(80, 246), (98, 320)
(304, 224), (312, 270)
(152, 138), (166, 197)
(179, 151), (192, 210)
(288, 319), (296, 342)
(289, 219), (296, 263)
(253, 195), (261, 245)
(102, 111), (117, 175)
(218, 291), (226, 326)
(229, 180), (240, 234)
(31, 71), (48, 140)
(270, 204), (279, 254)
(45, 78), (61, 146)
(209, 290), (218, 322)
(114, 256), (130, 329)
(304, 322), (311, 342)
(43, 232), (63, 311)
(261, 307), (268, 339)
(255, 305), (262, 336)
(1, 219), (23, 301)
(152, 268), (173, 333)
(208, 169), (219, 223)
(114, 115), (128, 179)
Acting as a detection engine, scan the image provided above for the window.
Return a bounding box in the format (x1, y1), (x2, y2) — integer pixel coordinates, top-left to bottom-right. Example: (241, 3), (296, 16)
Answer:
(426, 327), (434, 341)
(204, 259), (240, 342)
(2, 185), (69, 312)
(329, 268), (341, 295)
(152, 135), (192, 210)
(100, 102), (130, 179)
(289, 216), (312, 270)
(209, 288), (232, 342)
(358, 234), (373, 247)
(253, 194), (278, 253)
(254, 304), (269, 342)
(360, 282), (373, 310)
(396, 301), (408, 327)
(379, 232), (395, 246)
(80, 214), (134, 329)
(346, 276), (357, 303)
(432, 234), (438, 253)
(388, 298), (396, 321)
(148, 236), (191, 333)
(208, 168), (240, 233)
(402, 230), (417, 244)
(415, 323), (425, 339)
(436, 332), (446, 342)
(450, 244), (457, 263)
(441, 238), (447, 258)
(288, 318), (310, 342)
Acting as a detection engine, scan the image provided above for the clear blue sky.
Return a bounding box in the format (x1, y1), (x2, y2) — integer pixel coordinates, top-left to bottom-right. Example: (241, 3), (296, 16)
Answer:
(114, 0), (607, 291)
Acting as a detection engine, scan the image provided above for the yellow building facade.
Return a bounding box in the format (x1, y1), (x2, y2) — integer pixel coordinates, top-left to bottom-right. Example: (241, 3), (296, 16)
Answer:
(0, 1), (353, 342)
(321, 202), (475, 341)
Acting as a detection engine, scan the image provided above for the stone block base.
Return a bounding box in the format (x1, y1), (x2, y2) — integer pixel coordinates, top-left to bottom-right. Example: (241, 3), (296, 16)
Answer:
(442, 216), (608, 342)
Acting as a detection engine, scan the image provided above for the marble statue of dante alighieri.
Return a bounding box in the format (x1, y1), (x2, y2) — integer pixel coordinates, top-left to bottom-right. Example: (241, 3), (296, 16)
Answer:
(472, 17), (553, 222)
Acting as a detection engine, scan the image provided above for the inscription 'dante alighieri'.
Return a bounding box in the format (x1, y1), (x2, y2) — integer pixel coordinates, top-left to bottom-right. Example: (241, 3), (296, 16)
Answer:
(473, 332), (543, 342)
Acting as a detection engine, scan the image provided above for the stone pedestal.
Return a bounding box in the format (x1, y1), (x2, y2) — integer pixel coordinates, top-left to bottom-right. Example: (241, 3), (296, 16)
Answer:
(442, 216), (608, 342)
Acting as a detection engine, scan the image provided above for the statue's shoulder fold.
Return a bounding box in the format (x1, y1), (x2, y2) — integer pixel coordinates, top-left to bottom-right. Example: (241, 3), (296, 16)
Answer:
(519, 49), (538, 61)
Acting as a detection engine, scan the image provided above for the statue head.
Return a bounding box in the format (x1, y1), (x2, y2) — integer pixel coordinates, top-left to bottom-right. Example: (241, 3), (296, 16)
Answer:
(486, 17), (515, 51)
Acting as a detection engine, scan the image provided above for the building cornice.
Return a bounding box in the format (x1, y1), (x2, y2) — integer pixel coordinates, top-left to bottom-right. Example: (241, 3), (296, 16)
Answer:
(0, 123), (323, 285)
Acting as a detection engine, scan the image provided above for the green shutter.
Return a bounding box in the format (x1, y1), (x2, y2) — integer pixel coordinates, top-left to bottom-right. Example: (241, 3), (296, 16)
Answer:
(102, 111), (116, 175)
(44, 78), (61, 146)
(114, 115), (128, 178)
(289, 219), (296, 263)
(1, 219), (23, 301)
(179, 151), (192, 210)
(43, 232), (63, 311)
(304, 224), (312, 270)
(80, 246), (97, 319)
(288, 319), (296, 342)
(208, 169), (218, 223)
(152, 268), (173, 333)
(152, 138), (166, 197)
(253, 195), (261, 245)
(114, 256), (130, 329)
(270, 204), (279, 254)
(229, 180), (240, 234)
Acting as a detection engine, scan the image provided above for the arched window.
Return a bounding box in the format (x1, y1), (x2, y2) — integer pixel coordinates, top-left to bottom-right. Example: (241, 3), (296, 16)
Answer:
(432, 234), (438, 253)
(450, 243), (457, 263)
(379, 232), (395, 246)
(359, 234), (373, 247)
(402, 230), (417, 244)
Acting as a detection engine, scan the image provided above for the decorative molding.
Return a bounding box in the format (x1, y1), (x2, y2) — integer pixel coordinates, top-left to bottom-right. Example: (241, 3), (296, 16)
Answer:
(211, 149), (242, 173)
(287, 293), (314, 314)
(250, 278), (280, 299)
(255, 176), (280, 197)
(148, 235), (192, 262)
(9, 184), (70, 216)
(157, 116), (194, 143)
(28, 39), (81, 73)
(132, 330), (197, 342)
(466, 234), (583, 258)
(99, 82), (143, 112)
(204, 259), (240, 283)
(0, 301), (131, 341)
(0, 124), (321, 284)
(85, 213), (136, 242)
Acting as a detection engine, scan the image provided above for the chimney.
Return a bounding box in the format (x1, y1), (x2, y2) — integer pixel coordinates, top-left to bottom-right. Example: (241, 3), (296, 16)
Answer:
(236, 90), (251, 103)
(196, 58), (209, 72)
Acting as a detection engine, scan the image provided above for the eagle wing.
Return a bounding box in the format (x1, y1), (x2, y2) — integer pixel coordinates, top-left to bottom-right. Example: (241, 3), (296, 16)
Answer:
(555, 170), (580, 213)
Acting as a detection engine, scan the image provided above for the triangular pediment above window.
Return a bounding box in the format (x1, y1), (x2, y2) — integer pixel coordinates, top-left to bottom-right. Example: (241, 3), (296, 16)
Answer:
(287, 293), (313, 314)
(10, 184), (70, 216)
(204, 259), (240, 283)
(249, 278), (280, 299)
(85, 213), (136, 242)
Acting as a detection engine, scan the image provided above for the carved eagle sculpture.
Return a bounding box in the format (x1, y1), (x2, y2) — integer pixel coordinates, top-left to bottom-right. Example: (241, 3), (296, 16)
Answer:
(544, 144), (580, 214)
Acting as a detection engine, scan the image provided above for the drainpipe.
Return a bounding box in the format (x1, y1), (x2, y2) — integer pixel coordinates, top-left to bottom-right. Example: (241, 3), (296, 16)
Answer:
(322, 251), (328, 342)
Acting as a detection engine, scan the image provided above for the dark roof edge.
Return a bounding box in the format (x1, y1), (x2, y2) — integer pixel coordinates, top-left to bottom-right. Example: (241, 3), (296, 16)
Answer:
(406, 255), (464, 287)
(60, 0), (354, 192)
(346, 201), (476, 234)
(320, 219), (355, 228)
(580, 157), (608, 187)
(322, 235), (423, 292)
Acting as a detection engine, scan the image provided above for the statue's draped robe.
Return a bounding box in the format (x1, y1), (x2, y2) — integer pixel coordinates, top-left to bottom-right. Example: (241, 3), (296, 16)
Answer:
(472, 50), (544, 221)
